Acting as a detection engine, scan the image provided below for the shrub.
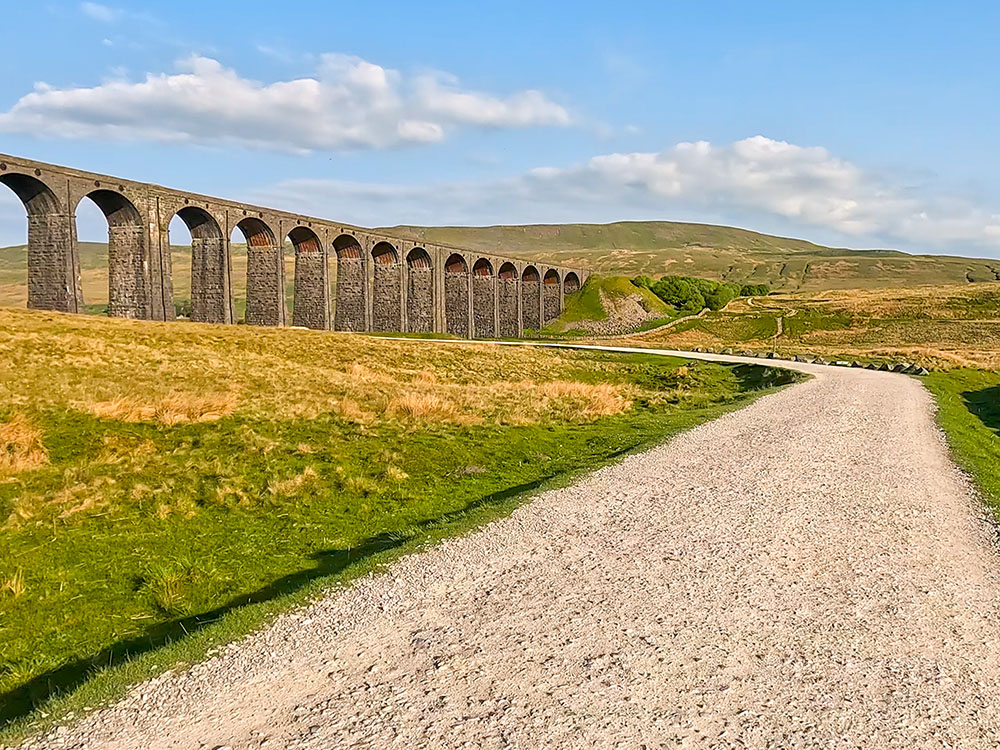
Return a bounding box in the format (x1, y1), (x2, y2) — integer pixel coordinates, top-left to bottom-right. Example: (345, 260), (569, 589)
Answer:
(634, 275), (771, 312)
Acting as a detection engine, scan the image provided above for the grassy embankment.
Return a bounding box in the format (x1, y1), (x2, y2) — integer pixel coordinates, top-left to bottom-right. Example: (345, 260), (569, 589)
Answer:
(542, 275), (673, 335)
(923, 370), (1000, 524)
(0, 307), (799, 738)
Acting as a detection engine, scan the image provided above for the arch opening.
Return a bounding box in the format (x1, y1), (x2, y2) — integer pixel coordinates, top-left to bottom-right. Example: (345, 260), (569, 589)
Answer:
(0, 172), (83, 313)
(80, 190), (144, 319)
(520, 265), (540, 331)
(235, 217), (283, 326)
(444, 253), (470, 336)
(333, 233), (364, 332)
(287, 226), (328, 330)
(543, 269), (561, 324)
(564, 271), (581, 295)
(472, 258), (495, 338)
(171, 206), (230, 324)
(371, 241), (401, 332)
(406, 247), (433, 333)
(498, 262), (519, 337)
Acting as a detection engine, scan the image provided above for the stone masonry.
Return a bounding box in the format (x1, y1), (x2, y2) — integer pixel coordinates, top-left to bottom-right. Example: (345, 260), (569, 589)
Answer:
(407, 266), (434, 333)
(472, 276), (496, 338)
(498, 278), (519, 337)
(0, 153), (587, 336)
(445, 272), (470, 337)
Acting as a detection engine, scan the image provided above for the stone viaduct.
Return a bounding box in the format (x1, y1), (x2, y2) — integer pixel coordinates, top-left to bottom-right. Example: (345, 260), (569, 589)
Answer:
(0, 153), (588, 337)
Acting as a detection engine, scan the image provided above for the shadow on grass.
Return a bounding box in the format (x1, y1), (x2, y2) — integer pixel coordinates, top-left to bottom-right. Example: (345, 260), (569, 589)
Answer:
(0, 475), (557, 727)
(962, 385), (1000, 437)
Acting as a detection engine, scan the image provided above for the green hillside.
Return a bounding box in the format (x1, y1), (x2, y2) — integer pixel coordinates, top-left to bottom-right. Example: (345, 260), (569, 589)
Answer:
(385, 221), (1000, 291)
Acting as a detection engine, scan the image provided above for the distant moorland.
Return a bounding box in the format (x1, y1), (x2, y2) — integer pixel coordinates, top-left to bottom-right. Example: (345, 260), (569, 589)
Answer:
(387, 221), (1000, 291)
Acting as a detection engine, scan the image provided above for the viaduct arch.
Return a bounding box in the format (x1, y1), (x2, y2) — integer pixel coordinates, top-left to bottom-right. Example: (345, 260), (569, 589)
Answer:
(0, 153), (588, 338)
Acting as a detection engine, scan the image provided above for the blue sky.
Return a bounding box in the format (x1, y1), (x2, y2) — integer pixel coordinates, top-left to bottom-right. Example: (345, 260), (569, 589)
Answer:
(1, 0), (999, 256)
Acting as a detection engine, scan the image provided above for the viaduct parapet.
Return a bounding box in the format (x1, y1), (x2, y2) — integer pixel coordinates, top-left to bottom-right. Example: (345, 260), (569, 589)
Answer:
(0, 154), (588, 336)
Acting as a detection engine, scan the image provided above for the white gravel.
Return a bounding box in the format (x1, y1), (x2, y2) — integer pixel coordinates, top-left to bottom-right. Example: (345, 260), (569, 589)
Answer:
(17, 354), (1000, 749)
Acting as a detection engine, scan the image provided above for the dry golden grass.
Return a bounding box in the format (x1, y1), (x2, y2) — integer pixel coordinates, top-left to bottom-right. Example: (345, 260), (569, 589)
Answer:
(267, 467), (319, 497)
(0, 308), (638, 439)
(635, 282), (1000, 369)
(0, 413), (48, 476)
(1, 568), (25, 598)
(83, 393), (238, 425)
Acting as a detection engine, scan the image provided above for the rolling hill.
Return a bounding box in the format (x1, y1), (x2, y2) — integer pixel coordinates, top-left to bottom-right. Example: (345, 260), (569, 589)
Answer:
(385, 221), (1000, 291)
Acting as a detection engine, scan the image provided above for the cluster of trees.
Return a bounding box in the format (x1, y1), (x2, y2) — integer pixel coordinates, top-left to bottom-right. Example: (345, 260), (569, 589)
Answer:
(632, 275), (770, 313)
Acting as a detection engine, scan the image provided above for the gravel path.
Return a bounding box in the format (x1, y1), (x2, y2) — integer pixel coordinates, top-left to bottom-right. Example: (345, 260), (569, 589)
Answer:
(20, 353), (1000, 749)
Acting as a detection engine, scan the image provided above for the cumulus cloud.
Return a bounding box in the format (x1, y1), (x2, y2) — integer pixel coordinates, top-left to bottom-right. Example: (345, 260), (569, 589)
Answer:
(0, 53), (570, 153)
(251, 136), (1000, 254)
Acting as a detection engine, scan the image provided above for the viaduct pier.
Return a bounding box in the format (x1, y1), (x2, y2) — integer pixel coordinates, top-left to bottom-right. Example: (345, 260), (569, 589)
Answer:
(0, 154), (588, 337)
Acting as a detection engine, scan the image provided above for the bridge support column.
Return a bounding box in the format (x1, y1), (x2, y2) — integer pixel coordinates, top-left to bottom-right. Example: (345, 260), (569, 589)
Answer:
(27, 212), (83, 313)
(246, 244), (285, 326)
(192, 236), (233, 324)
(292, 241), (329, 330)
(499, 278), (518, 338)
(107, 224), (147, 319)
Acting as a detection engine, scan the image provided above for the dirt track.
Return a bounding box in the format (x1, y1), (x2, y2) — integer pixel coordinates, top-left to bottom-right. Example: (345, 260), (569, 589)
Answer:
(22, 353), (1000, 749)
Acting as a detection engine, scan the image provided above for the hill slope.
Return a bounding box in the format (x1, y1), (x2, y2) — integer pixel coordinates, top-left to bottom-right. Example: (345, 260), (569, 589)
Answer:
(385, 221), (1000, 291)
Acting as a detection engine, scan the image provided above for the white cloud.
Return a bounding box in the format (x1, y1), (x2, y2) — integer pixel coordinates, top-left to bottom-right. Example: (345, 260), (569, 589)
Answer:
(250, 136), (1000, 254)
(80, 2), (119, 23)
(0, 53), (571, 153)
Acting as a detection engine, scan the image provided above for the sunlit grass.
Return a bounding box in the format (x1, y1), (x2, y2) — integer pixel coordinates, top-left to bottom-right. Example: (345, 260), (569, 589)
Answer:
(636, 283), (1000, 369)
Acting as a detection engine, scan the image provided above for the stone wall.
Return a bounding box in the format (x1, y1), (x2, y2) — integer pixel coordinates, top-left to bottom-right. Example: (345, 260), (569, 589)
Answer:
(498, 280), (519, 337)
(521, 281), (540, 330)
(373, 264), (402, 332)
(407, 267), (433, 333)
(472, 277), (496, 338)
(334, 258), (365, 331)
(445, 273), (470, 337)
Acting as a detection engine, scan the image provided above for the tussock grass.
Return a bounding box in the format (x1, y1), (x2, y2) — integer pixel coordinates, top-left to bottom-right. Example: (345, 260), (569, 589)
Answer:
(0, 414), (48, 475)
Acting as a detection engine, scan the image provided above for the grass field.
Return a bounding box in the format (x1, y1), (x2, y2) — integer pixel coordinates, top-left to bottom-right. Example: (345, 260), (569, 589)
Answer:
(386, 221), (1000, 291)
(0, 307), (799, 736)
(629, 283), (1000, 370)
(924, 370), (1000, 523)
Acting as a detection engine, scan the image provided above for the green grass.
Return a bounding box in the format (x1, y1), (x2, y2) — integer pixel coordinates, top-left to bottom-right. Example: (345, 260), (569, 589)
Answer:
(545, 275), (673, 334)
(558, 275), (671, 324)
(0, 309), (802, 742)
(924, 369), (1000, 520)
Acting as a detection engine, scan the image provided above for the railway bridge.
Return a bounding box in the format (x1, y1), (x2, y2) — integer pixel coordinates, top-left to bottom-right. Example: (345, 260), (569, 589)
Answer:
(0, 153), (588, 337)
